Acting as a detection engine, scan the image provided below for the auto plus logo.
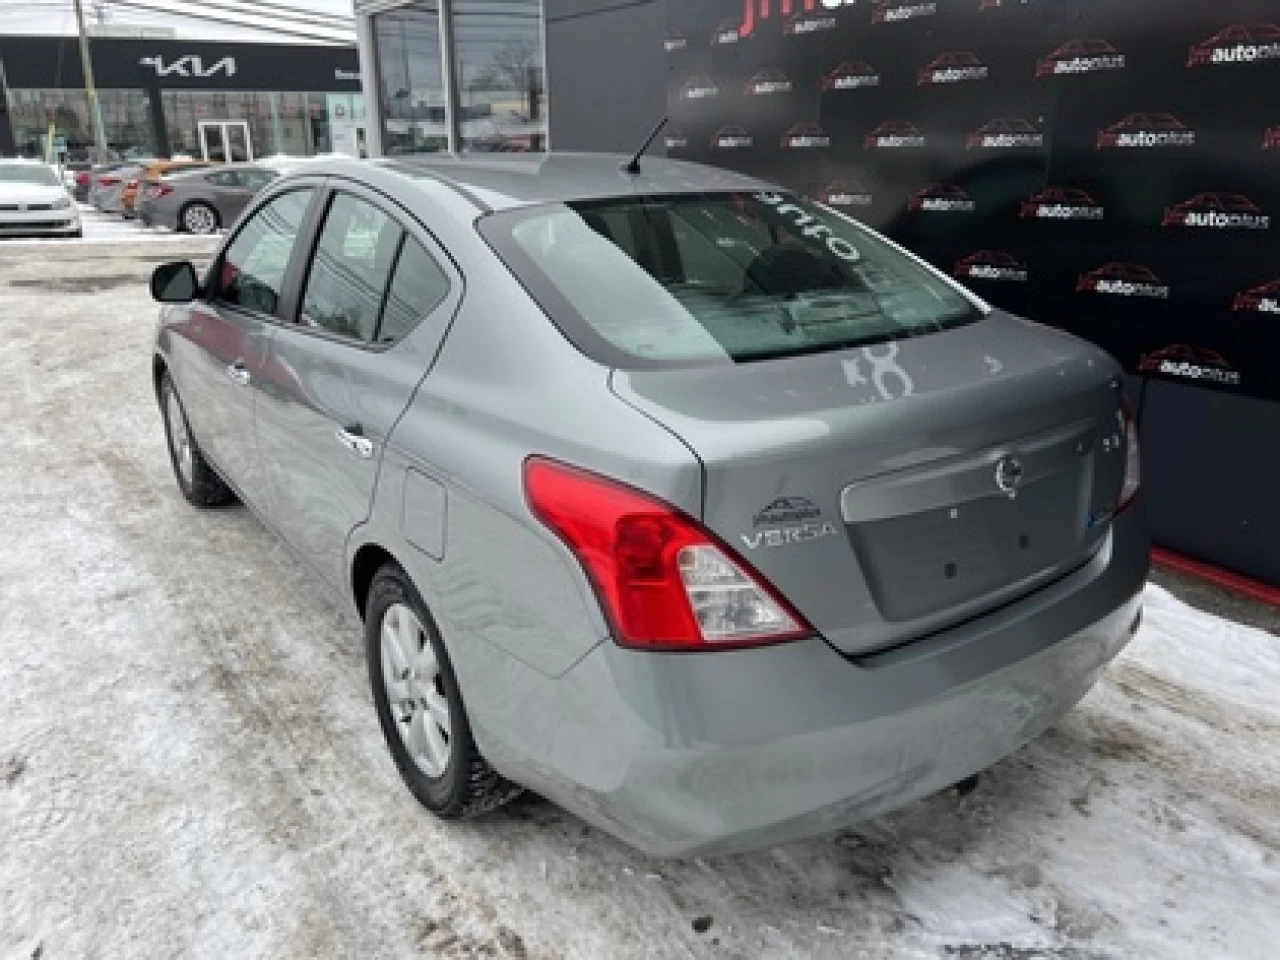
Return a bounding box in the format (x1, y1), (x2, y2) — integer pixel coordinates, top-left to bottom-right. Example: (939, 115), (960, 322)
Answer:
(680, 76), (720, 100)
(1035, 38), (1126, 76)
(712, 18), (742, 45)
(781, 122), (831, 148)
(1097, 112), (1195, 149)
(1139, 344), (1242, 387)
(864, 120), (926, 148)
(908, 183), (975, 212)
(871, 0), (937, 25)
(1232, 279), (1280, 314)
(822, 61), (881, 90)
(954, 250), (1027, 282)
(711, 125), (754, 149)
(1162, 193), (1270, 231)
(918, 52), (988, 85)
(739, 0), (844, 39)
(820, 179), (874, 207)
(1076, 262), (1170, 299)
(745, 68), (793, 96)
(1187, 24), (1280, 66)
(966, 118), (1043, 149)
(1020, 187), (1105, 220)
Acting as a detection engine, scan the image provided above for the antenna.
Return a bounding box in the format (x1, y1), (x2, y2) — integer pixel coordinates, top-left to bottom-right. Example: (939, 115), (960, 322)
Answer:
(621, 117), (668, 174)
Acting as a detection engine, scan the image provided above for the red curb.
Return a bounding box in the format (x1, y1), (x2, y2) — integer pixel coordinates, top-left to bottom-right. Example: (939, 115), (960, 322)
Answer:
(1151, 547), (1280, 608)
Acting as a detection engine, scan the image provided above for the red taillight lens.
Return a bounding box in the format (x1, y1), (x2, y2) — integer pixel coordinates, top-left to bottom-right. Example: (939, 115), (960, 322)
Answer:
(146, 185), (173, 199)
(523, 458), (812, 650)
(99, 176), (119, 186)
(1116, 403), (1141, 512)
(76, 172), (90, 186)
(125, 179), (138, 189)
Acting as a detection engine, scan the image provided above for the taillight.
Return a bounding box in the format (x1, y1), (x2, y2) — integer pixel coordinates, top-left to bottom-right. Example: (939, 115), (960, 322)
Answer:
(523, 458), (812, 650)
(76, 172), (90, 186)
(126, 179), (138, 189)
(147, 186), (173, 199)
(99, 176), (119, 186)
(1116, 403), (1141, 512)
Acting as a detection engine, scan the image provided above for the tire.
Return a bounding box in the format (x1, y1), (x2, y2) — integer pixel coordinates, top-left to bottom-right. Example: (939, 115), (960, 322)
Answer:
(159, 372), (236, 507)
(180, 202), (220, 235)
(366, 563), (522, 819)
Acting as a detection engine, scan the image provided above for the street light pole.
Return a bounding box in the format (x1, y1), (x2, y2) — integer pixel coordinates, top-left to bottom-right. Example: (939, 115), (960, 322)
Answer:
(71, 0), (110, 161)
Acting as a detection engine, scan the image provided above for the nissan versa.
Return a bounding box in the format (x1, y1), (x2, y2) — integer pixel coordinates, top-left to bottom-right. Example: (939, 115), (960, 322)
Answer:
(149, 154), (1148, 856)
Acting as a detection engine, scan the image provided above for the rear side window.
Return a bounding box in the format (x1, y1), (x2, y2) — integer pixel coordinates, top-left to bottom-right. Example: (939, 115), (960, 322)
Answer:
(211, 188), (314, 315)
(377, 238), (450, 343)
(480, 191), (982, 368)
(299, 193), (402, 342)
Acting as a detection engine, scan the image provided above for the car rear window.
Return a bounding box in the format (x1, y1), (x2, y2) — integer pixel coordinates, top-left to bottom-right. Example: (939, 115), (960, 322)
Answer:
(478, 191), (983, 369)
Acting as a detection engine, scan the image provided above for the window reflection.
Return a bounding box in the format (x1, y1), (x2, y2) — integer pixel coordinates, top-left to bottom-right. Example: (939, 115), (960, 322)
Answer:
(452, 0), (546, 152)
(374, 1), (449, 154)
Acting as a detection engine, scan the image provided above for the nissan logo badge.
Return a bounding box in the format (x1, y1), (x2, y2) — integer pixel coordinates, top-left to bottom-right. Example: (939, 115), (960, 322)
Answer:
(994, 454), (1024, 498)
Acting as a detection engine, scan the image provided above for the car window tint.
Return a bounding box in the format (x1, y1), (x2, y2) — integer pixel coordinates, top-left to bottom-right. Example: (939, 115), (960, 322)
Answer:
(206, 170), (236, 187)
(211, 188), (314, 316)
(377, 238), (450, 343)
(299, 193), (402, 342)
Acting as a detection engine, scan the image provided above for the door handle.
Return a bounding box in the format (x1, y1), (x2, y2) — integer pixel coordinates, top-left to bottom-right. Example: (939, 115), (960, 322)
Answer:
(226, 360), (250, 386)
(335, 425), (375, 459)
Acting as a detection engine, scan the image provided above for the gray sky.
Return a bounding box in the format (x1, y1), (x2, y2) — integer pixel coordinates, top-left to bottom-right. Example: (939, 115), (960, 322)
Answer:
(0, 0), (356, 44)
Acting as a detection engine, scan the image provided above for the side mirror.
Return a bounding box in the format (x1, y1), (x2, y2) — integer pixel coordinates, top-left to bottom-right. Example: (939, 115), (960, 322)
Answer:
(151, 261), (199, 303)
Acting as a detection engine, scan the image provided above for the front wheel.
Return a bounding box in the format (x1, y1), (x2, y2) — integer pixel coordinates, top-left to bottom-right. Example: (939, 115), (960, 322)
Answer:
(181, 202), (219, 235)
(365, 563), (522, 819)
(160, 373), (236, 507)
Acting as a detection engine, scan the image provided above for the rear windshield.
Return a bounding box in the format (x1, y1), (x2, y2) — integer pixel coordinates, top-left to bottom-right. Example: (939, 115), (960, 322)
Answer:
(480, 191), (983, 368)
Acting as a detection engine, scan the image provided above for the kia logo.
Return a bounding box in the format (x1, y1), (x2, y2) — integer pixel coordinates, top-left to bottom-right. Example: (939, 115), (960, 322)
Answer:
(139, 55), (237, 79)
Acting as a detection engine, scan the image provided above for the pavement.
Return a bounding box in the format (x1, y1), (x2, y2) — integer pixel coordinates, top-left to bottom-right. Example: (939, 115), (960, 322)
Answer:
(1, 238), (1277, 960)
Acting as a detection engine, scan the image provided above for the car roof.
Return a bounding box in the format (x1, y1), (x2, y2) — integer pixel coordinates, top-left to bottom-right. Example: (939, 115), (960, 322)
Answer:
(303, 152), (777, 212)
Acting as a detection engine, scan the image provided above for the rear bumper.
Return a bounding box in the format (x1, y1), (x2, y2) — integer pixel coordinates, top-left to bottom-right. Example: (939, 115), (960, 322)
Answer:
(480, 505), (1148, 856)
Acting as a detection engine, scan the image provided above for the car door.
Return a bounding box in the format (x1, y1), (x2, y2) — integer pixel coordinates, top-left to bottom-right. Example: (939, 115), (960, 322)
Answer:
(172, 185), (320, 511)
(254, 183), (458, 590)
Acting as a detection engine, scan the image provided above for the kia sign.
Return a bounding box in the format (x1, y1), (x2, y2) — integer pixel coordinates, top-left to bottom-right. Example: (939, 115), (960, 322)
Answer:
(665, 0), (1280, 401)
(139, 55), (237, 79)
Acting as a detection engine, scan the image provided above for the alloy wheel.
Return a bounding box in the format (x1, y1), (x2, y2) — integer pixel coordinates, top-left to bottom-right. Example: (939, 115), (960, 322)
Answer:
(165, 388), (194, 485)
(380, 602), (452, 777)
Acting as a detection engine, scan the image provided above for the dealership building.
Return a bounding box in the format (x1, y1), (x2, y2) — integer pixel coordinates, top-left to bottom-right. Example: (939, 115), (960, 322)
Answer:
(350, 0), (1280, 589)
(0, 34), (366, 160)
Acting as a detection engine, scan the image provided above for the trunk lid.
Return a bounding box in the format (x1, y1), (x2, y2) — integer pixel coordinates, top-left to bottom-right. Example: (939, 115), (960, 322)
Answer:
(610, 313), (1129, 656)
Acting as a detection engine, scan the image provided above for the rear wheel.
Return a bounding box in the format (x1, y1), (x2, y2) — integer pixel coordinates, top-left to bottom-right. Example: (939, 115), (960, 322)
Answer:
(181, 202), (219, 235)
(366, 563), (522, 819)
(160, 373), (236, 507)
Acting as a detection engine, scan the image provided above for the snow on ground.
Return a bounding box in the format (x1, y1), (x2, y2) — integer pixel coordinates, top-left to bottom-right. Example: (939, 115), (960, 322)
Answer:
(9, 204), (219, 245)
(0, 243), (1277, 960)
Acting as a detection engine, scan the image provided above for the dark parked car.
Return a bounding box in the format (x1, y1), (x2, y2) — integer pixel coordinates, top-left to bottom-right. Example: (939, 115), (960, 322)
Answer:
(148, 154), (1147, 857)
(139, 163), (282, 233)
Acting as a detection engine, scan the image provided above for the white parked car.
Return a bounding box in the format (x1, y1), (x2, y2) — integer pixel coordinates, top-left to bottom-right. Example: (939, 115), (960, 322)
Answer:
(0, 160), (82, 239)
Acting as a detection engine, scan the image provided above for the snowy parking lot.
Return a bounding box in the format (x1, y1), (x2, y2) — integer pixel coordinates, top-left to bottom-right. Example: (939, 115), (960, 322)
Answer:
(1, 240), (1278, 960)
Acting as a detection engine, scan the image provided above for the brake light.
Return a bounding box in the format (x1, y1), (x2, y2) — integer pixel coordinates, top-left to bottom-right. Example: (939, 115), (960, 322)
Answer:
(76, 172), (90, 186)
(1116, 403), (1141, 512)
(524, 458), (812, 650)
(147, 185), (173, 199)
(99, 176), (119, 186)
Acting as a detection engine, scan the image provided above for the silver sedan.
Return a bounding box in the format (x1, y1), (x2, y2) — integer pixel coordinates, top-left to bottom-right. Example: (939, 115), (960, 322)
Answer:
(138, 163), (281, 234)
(148, 154), (1148, 856)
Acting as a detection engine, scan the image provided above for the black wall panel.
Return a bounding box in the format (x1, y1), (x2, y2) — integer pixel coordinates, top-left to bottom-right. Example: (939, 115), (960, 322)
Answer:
(663, 0), (1280, 584)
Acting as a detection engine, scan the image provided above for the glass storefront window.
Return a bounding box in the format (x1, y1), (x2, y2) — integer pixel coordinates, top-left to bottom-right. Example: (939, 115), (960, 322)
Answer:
(373, 1), (449, 155)
(7, 88), (154, 160)
(451, 0), (546, 153)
